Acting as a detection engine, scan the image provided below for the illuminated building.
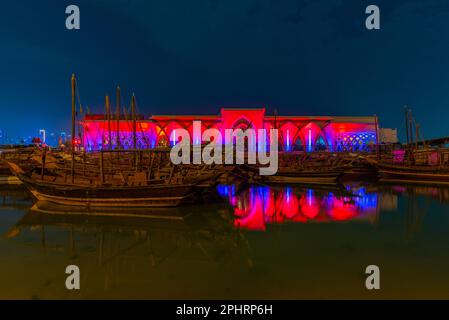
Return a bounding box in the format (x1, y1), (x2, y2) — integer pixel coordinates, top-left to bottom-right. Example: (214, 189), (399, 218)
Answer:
(81, 108), (378, 152)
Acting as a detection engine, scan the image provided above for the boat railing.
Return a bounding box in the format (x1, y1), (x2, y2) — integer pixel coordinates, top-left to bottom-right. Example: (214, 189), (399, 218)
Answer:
(34, 148), (225, 186)
(378, 147), (449, 167)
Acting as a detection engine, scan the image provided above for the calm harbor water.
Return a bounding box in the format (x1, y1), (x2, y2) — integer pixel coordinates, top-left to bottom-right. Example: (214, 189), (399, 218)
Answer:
(0, 183), (449, 299)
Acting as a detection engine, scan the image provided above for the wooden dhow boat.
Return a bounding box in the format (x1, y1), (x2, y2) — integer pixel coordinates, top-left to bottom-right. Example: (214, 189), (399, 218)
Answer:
(366, 158), (449, 186)
(378, 164), (449, 186)
(2, 75), (230, 208)
(18, 175), (201, 207)
(251, 152), (355, 186)
(251, 166), (343, 186)
(367, 108), (449, 186)
(6, 160), (217, 208)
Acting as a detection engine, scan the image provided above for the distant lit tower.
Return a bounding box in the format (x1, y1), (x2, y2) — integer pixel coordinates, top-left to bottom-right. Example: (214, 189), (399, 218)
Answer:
(39, 129), (46, 145)
(49, 132), (55, 146)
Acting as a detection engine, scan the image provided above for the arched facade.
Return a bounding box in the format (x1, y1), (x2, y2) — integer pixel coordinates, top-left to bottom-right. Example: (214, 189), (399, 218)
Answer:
(81, 108), (377, 152)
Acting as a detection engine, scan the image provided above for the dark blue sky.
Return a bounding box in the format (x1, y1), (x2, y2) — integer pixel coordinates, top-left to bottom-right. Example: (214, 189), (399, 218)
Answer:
(1, 0), (449, 141)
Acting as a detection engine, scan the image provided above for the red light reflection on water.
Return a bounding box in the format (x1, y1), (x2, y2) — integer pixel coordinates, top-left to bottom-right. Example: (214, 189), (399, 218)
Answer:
(217, 185), (378, 231)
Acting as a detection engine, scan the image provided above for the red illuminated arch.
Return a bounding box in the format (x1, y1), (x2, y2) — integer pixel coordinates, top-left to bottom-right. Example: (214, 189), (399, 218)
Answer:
(299, 122), (329, 151)
(292, 130), (306, 151)
(232, 116), (254, 130)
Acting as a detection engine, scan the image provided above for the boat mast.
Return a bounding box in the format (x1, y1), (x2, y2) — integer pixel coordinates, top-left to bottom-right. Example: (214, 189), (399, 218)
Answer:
(274, 108), (278, 130)
(116, 86), (121, 149)
(274, 108), (278, 150)
(71, 74), (76, 183)
(131, 94), (137, 150)
(404, 106), (409, 146)
(415, 122), (420, 149)
(106, 94), (111, 150)
(408, 108), (414, 147)
(374, 114), (380, 160)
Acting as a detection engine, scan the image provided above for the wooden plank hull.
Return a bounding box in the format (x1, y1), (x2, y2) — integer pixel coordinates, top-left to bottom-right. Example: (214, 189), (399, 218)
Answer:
(379, 169), (449, 186)
(368, 159), (449, 185)
(340, 167), (378, 182)
(19, 175), (199, 208)
(0, 175), (22, 185)
(29, 201), (189, 220)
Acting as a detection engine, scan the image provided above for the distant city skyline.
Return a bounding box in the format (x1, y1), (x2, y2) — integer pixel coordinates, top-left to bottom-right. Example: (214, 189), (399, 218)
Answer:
(0, 128), (68, 146)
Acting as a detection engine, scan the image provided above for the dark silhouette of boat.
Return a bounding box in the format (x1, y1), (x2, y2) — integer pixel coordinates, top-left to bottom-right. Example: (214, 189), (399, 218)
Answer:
(6, 161), (212, 208)
(259, 170), (342, 185)
(251, 165), (343, 186)
(367, 159), (449, 186)
(19, 174), (201, 207)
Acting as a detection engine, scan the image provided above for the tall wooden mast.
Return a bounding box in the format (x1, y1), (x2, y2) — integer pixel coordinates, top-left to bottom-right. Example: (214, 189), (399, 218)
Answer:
(105, 94), (111, 150)
(71, 74), (76, 183)
(408, 109), (414, 147)
(415, 122), (420, 149)
(374, 114), (380, 160)
(274, 108), (278, 150)
(404, 106), (409, 146)
(131, 94), (137, 150)
(116, 86), (121, 149)
(274, 108), (278, 130)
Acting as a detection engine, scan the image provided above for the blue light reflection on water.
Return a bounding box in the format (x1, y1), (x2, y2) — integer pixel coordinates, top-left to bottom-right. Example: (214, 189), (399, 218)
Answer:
(217, 184), (379, 230)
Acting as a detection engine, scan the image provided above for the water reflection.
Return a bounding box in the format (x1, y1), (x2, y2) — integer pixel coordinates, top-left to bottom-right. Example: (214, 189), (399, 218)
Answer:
(217, 184), (384, 231)
(7, 202), (244, 263)
(392, 185), (449, 203)
(1, 184), (449, 298)
(0, 185), (32, 209)
(2, 200), (254, 297)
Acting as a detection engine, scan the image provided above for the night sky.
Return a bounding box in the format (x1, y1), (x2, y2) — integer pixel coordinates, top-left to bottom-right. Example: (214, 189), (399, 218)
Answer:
(1, 0), (449, 143)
